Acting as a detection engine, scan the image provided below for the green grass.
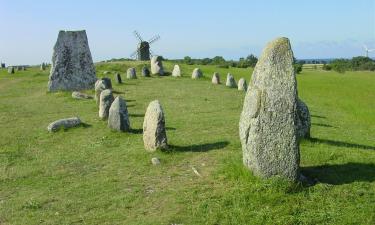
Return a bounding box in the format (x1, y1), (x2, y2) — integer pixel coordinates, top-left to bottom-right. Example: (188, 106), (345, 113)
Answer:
(0, 61), (374, 225)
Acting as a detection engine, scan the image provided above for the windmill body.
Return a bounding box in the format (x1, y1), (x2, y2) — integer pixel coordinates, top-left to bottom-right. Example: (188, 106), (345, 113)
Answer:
(131, 31), (160, 61)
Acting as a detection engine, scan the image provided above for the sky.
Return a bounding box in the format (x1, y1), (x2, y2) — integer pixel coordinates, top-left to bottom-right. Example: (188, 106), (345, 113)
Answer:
(0, 0), (374, 65)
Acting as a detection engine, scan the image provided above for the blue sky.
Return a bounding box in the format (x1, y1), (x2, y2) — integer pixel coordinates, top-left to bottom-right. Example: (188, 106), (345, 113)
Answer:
(0, 0), (374, 64)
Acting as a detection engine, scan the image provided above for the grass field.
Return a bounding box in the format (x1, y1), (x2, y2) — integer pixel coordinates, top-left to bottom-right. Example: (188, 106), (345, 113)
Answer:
(0, 61), (374, 225)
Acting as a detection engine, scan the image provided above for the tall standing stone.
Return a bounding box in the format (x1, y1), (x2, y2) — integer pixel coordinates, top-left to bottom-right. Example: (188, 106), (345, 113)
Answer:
(7, 67), (14, 74)
(238, 78), (247, 91)
(212, 72), (220, 84)
(192, 68), (202, 79)
(239, 37), (300, 181)
(143, 100), (168, 151)
(95, 78), (111, 104)
(226, 73), (236, 88)
(99, 89), (114, 119)
(40, 63), (46, 70)
(172, 64), (181, 77)
(150, 56), (164, 75)
(108, 96), (130, 132)
(48, 30), (96, 91)
(142, 66), (150, 77)
(115, 73), (122, 84)
(127, 68), (137, 79)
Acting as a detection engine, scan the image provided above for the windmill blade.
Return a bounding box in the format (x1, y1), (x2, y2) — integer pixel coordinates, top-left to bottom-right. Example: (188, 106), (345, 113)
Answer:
(149, 49), (154, 57)
(133, 30), (143, 42)
(130, 50), (138, 59)
(148, 35), (160, 45)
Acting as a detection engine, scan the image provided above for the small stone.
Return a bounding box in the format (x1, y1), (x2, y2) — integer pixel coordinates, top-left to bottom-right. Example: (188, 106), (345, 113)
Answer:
(142, 66), (150, 77)
(151, 157), (160, 165)
(47, 117), (81, 132)
(150, 56), (164, 75)
(108, 96), (130, 132)
(114, 73), (122, 84)
(103, 71), (110, 75)
(7, 67), (14, 74)
(212, 72), (220, 84)
(127, 68), (137, 79)
(238, 78), (247, 91)
(296, 98), (311, 139)
(94, 79), (111, 104)
(226, 73), (236, 88)
(192, 68), (202, 79)
(99, 89), (114, 120)
(172, 64), (181, 77)
(72, 91), (93, 99)
(143, 100), (168, 151)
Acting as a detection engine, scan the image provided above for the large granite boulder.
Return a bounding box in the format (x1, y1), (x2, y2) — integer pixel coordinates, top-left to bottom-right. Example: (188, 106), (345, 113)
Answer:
(239, 37), (300, 181)
(47, 117), (81, 132)
(108, 96), (130, 132)
(48, 30), (97, 91)
(238, 78), (247, 91)
(127, 68), (137, 79)
(150, 56), (164, 75)
(143, 100), (168, 151)
(99, 89), (114, 120)
(192, 68), (202, 79)
(226, 73), (236, 88)
(172, 64), (181, 77)
(212, 72), (220, 84)
(296, 98), (311, 139)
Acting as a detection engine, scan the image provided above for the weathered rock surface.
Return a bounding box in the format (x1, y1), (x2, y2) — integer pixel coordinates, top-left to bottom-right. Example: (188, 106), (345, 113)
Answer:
(150, 56), (164, 75)
(172, 64), (181, 77)
(143, 100), (168, 151)
(101, 77), (112, 89)
(239, 37), (300, 181)
(115, 73), (122, 84)
(151, 157), (161, 165)
(99, 89), (114, 120)
(108, 96), (130, 132)
(192, 68), (202, 79)
(238, 78), (247, 91)
(72, 91), (93, 99)
(48, 30), (97, 91)
(47, 117), (81, 132)
(226, 73), (236, 88)
(296, 98), (311, 139)
(94, 78), (111, 104)
(7, 67), (14, 74)
(127, 68), (137, 79)
(212, 72), (220, 84)
(142, 66), (150, 77)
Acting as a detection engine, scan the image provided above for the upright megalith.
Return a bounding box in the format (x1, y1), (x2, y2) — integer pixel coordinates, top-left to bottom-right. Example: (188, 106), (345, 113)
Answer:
(101, 77), (112, 89)
(127, 67), (137, 79)
(108, 96), (130, 132)
(296, 99), (311, 139)
(150, 56), (164, 75)
(238, 78), (247, 91)
(142, 66), (150, 77)
(212, 72), (220, 84)
(143, 100), (168, 151)
(1, 63), (5, 68)
(48, 30), (96, 91)
(7, 67), (14, 74)
(40, 63), (46, 71)
(99, 89), (114, 120)
(239, 37), (300, 181)
(115, 73), (122, 84)
(95, 78), (111, 104)
(192, 68), (202, 79)
(172, 64), (181, 77)
(226, 73), (236, 88)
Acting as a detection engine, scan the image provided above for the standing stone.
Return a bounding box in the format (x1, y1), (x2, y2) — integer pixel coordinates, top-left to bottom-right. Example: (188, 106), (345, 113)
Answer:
(192, 68), (203, 79)
(238, 78), (247, 91)
(150, 56), (164, 75)
(7, 67), (14, 74)
(101, 77), (112, 89)
(172, 64), (181, 77)
(115, 73), (122, 84)
(127, 67), (137, 79)
(108, 96), (130, 132)
(239, 37), (300, 181)
(99, 89), (114, 120)
(143, 100), (168, 151)
(40, 63), (46, 70)
(95, 78), (112, 104)
(212, 72), (220, 84)
(1, 63), (5, 68)
(296, 99), (311, 139)
(48, 30), (97, 91)
(226, 73), (236, 88)
(142, 66), (150, 77)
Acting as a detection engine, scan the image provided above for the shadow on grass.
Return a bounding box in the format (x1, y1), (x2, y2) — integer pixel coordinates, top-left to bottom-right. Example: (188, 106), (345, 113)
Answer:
(168, 141), (229, 153)
(129, 113), (144, 118)
(307, 137), (375, 150)
(112, 90), (125, 94)
(80, 123), (92, 128)
(129, 128), (143, 134)
(312, 123), (335, 128)
(302, 163), (375, 184)
(311, 114), (326, 119)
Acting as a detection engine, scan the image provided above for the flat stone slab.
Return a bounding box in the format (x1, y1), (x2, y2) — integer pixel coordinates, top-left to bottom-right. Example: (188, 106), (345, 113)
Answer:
(47, 117), (81, 132)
